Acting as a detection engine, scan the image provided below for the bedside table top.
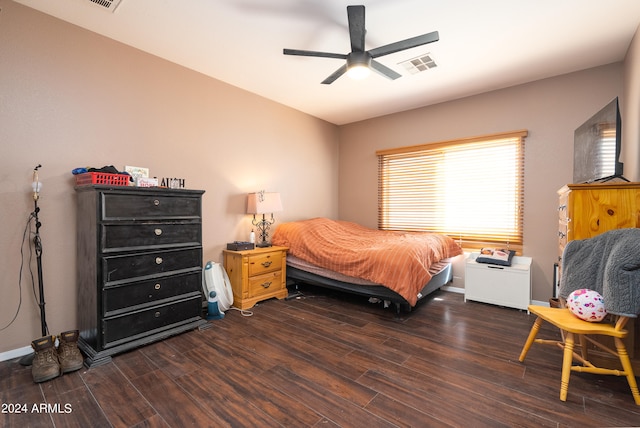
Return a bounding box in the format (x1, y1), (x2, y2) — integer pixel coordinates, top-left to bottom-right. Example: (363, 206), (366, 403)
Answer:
(223, 245), (288, 256)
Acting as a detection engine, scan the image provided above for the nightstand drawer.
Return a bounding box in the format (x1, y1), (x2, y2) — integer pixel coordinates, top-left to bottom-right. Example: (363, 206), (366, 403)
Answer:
(248, 271), (282, 297)
(102, 193), (201, 220)
(102, 223), (201, 252)
(103, 271), (201, 316)
(248, 252), (282, 276)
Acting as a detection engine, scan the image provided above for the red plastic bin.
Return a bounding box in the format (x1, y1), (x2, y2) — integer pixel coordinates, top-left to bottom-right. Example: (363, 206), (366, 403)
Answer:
(75, 172), (129, 187)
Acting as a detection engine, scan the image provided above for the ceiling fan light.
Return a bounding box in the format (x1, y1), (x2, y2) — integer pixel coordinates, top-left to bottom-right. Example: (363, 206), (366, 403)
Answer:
(347, 64), (370, 80)
(346, 51), (371, 80)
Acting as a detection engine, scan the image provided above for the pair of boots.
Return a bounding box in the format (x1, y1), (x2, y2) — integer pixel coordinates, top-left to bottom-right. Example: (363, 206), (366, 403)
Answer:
(31, 330), (84, 383)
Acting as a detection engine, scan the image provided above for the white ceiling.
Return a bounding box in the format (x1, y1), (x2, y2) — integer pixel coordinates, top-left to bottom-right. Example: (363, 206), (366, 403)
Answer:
(13, 0), (640, 125)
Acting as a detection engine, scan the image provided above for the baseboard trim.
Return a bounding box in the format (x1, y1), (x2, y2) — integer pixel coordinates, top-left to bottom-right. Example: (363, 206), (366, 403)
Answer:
(0, 345), (32, 362)
(443, 286), (549, 308)
(531, 299), (549, 307)
(442, 285), (464, 294)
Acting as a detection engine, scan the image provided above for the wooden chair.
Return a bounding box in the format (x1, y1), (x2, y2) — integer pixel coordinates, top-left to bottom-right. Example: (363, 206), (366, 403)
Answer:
(519, 304), (640, 405)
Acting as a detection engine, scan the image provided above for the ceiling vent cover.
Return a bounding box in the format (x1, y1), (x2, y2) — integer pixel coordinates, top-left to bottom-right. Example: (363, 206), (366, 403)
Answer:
(87, 0), (123, 12)
(399, 54), (437, 75)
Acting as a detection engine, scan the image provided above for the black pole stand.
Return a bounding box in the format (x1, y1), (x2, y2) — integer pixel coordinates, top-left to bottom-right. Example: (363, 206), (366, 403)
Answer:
(284, 285), (304, 301)
(20, 165), (47, 366)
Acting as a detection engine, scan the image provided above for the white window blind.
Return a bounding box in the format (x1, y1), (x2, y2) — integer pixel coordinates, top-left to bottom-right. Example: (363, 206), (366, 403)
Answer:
(377, 130), (527, 251)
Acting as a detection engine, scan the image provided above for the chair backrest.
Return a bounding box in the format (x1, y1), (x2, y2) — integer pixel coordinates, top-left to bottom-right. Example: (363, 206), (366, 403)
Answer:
(614, 316), (630, 332)
(560, 228), (640, 318)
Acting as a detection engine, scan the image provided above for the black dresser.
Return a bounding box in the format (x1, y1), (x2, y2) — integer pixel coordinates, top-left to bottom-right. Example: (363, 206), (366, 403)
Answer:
(75, 185), (206, 367)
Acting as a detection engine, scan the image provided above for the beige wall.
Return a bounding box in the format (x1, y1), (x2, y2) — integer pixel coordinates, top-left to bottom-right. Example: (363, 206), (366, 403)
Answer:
(338, 63), (626, 302)
(0, 1), (338, 355)
(3, 1), (639, 357)
(623, 23), (640, 181)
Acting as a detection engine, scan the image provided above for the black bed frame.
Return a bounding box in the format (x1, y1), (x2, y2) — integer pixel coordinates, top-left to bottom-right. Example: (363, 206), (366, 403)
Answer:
(286, 262), (453, 314)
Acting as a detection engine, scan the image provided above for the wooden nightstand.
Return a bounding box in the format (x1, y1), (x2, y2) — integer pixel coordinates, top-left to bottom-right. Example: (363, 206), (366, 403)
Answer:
(222, 246), (288, 309)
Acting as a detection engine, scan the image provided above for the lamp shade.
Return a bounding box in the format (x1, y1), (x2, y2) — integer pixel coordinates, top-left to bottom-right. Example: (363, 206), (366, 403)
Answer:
(247, 192), (283, 214)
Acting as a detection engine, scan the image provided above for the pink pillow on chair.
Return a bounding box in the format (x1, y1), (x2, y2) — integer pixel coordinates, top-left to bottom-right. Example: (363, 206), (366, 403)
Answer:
(567, 289), (607, 322)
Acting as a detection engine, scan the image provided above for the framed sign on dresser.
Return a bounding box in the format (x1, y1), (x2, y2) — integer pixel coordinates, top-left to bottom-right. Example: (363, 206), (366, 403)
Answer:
(75, 185), (206, 367)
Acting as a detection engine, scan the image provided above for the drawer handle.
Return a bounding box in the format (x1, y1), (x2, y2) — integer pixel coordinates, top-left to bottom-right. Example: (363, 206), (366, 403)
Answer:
(154, 283), (161, 290)
(261, 261), (272, 268)
(153, 199), (160, 206)
(261, 281), (272, 288)
(154, 311), (161, 318)
(487, 266), (504, 270)
(155, 257), (163, 265)
(154, 228), (163, 236)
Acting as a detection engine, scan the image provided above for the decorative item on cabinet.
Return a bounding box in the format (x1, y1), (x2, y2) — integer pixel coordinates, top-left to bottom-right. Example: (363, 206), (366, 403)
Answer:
(75, 185), (206, 367)
(557, 181), (640, 372)
(246, 191), (283, 247)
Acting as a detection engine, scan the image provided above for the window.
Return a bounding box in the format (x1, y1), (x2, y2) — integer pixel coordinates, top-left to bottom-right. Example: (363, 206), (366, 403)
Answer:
(377, 130), (527, 252)
(597, 125), (617, 179)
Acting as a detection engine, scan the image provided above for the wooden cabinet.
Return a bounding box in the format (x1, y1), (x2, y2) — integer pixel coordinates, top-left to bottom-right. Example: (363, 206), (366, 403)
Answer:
(557, 182), (640, 261)
(557, 182), (640, 371)
(223, 246), (288, 309)
(76, 185), (206, 367)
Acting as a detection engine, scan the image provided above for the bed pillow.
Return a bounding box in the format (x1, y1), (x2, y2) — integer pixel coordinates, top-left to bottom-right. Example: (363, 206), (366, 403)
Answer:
(475, 248), (515, 266)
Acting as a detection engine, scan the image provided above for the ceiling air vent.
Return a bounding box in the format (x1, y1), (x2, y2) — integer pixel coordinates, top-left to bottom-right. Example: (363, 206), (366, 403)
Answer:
(399, 54), (437, 75)
(87, 0), (123, 12)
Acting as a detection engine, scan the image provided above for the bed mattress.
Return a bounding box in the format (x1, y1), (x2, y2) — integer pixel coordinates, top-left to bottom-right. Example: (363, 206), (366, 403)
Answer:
(287, 255), (452, 287)
(272, 218), (462, 305)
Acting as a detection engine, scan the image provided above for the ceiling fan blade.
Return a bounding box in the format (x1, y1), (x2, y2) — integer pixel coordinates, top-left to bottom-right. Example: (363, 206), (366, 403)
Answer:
(321, 64), (348, 84)
(347, 5), (366, 52)
(283, 48), (347, 60)
(369, 31), (439, 58)
(370, 60), (401, 80)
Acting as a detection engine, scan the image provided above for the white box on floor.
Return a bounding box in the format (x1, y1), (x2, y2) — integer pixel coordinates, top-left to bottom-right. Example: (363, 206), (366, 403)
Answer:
(464, 252), (532, 311)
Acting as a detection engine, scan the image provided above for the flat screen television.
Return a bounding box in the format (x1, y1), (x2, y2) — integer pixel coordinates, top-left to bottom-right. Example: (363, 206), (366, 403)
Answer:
(572, 97), (623, 183)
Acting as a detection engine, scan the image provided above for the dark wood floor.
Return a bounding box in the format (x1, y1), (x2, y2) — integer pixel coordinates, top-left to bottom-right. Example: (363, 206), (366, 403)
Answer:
(2, 286), (640, 427)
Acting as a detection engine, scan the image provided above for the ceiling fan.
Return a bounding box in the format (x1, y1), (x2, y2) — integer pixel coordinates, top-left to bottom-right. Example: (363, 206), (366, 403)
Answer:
(283, 5), (439, 84)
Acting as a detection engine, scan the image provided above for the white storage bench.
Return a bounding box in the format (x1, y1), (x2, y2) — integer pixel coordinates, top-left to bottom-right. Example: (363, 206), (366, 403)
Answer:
(464, 252), (532, 311)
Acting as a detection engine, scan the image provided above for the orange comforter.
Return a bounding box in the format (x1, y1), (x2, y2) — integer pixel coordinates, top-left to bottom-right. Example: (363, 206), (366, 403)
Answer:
(271, 218), (462, 306)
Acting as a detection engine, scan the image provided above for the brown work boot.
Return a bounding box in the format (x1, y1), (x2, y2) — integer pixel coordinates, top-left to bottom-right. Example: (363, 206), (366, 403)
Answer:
(31, 335), (60, 383)
(57, 330), (84, 373)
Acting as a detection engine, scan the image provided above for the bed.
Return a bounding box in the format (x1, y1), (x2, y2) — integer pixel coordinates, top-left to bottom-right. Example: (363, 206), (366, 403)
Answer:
(271, 218), (463, 313)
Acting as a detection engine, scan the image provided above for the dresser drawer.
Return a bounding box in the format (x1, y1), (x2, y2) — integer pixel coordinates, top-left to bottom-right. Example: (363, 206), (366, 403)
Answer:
(102, 295), (202, 348)
(102, 193), (201, 220)
(103, 271), (201, 316)
(102, 247), (202, 284)
(248, 271), (282, 297)
(248, 252), (282, 276)
(102, 223), (201, 252)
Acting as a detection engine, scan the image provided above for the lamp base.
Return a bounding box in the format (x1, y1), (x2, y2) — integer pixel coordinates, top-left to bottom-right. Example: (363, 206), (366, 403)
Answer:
(256, 242), (272, 248)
